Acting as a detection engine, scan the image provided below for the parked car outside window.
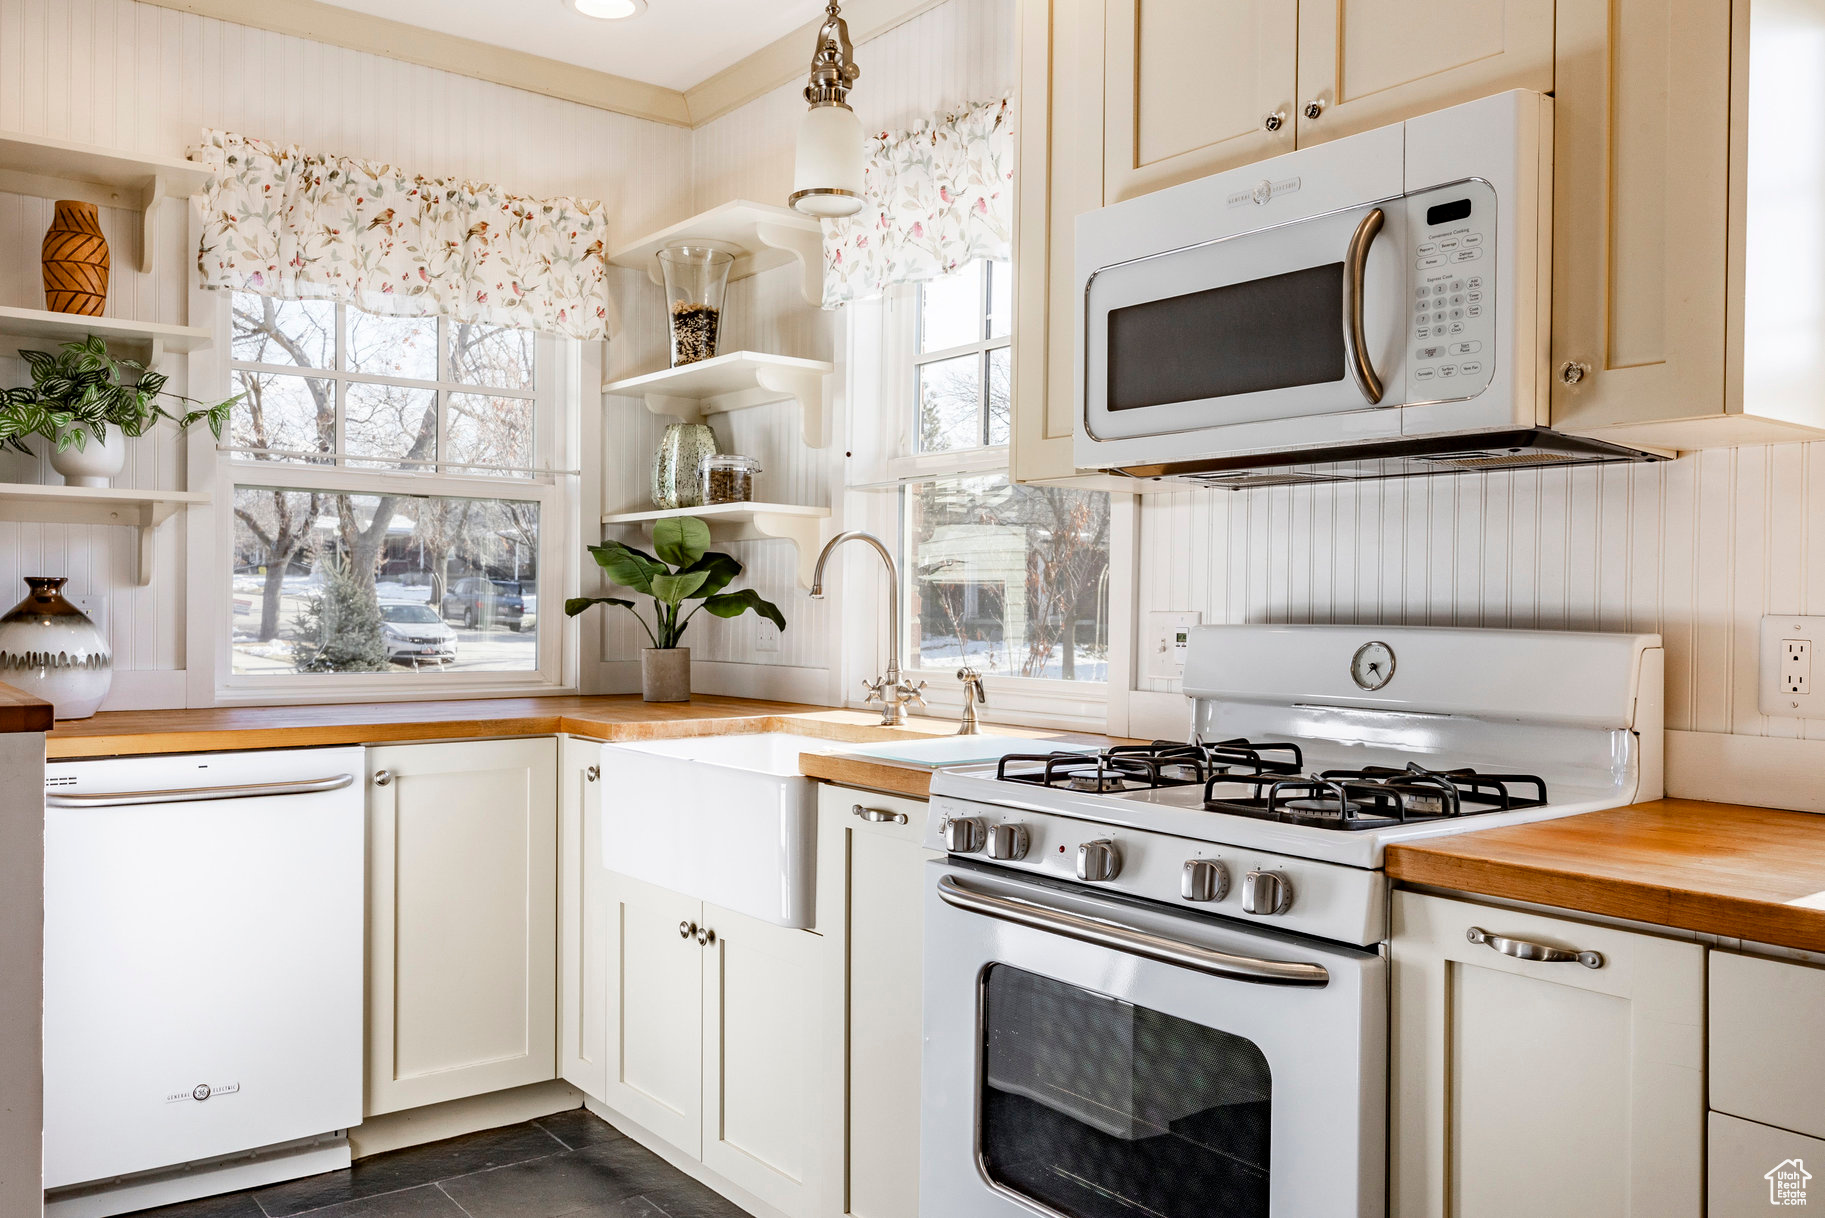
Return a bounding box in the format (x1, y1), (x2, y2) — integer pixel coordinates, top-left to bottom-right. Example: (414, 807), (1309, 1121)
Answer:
(379, 602), (458, 666)
(441, 578), (528, 632)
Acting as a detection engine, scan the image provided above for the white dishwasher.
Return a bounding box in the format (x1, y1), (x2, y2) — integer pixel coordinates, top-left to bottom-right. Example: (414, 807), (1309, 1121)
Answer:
(42, 747), (365, 1216)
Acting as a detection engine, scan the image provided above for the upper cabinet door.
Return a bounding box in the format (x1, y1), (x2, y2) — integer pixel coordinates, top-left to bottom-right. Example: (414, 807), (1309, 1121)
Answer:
(1547, 0), (1732, 435)
(1103, 0), (1298, 203)
(1294, 0), (1554, 146)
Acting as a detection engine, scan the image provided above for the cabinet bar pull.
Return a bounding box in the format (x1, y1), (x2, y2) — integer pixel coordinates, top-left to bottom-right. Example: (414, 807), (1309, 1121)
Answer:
(1466, 926), (1603, 969)
(1342, 207), (1386, 405)
(851, 803), (908, 825)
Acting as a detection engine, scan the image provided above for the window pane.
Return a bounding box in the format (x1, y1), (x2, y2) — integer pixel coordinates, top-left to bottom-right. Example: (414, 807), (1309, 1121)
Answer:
(987, 260), (1012, 340)
(343, 382), (438, 469)
(346, 310), (438, 381)
(448, 321), (536, 391)
(988, 346), (1011, 446)
(918, 353), (983, 453)
(906, 475), (1110, 681)
(446, 394), (534, 474)
(231, 371), (334, 463)
(231, 487), (539, 675)
(231, 294), (333, 368)
(919, 261), (986, 353)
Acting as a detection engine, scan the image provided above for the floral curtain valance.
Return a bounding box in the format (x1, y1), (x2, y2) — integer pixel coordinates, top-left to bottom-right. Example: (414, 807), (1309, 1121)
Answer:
(821, 94), (1014, 308)
(189, 130), (614, 339)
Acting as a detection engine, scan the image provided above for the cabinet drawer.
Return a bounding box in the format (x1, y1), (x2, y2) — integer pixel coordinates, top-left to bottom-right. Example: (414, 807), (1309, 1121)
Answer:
(1708, 1111), (1825, 1216)
(1711, 950), (1825, 1138)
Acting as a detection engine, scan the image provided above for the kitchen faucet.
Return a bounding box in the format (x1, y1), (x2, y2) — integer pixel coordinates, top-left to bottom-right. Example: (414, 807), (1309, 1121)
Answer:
(809, 530), (926, 725)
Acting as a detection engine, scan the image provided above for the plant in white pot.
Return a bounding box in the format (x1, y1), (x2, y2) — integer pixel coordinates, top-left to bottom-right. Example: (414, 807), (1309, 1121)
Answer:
(1, 335), (239, 486)
(565, 516), (786, 702)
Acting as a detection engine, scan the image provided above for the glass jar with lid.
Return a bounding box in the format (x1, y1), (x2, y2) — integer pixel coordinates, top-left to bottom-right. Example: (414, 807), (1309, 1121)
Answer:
(701, 453), (760, 504)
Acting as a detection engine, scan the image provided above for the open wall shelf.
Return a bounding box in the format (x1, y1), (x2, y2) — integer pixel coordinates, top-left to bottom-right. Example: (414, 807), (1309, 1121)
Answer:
(608, 200), (825, 309)
(601, 350), (834, 448)
(601, 502), (831, 589)
(0, 484), (209, 586)
(0, 305), (212, 365)
(0, 129), (212, 275)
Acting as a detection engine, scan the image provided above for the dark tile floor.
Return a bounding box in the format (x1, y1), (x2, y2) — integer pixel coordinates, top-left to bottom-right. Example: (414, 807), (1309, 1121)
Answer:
(128, 1111), (752, 1218)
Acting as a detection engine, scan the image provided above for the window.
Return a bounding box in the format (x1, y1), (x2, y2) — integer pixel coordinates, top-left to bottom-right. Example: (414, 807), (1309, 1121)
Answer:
(889, 263), (1111, 685)
(221, 293), (568, 693)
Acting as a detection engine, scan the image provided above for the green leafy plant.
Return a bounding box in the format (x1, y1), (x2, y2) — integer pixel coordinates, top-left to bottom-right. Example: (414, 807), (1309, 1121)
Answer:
(0, 334), (241, 456)
(564, 516), (787, 649)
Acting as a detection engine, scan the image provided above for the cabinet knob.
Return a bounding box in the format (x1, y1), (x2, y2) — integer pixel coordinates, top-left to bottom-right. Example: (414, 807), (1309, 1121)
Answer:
(696, 926), (715, 946)
(585, 765), (600, 782)
(373, 769), (392, 787)
(1303, 98), (1325, 120)
(1559, 360), (1590, 386)
(679, 920), (697, 940)
(1262, 110), (1285, 132)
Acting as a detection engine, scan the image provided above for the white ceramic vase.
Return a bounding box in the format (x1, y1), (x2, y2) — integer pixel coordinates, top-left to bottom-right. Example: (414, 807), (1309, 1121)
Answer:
(48, 426), (127, 488)
(0, 576), (112, 719)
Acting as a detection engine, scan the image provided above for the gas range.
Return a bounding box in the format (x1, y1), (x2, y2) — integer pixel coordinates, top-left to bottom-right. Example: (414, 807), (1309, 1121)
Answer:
(926, 624), (1665, 945)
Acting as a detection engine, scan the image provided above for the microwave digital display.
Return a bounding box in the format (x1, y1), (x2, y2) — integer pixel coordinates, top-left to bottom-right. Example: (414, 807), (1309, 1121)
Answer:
(1105, 263), (1346, 411)
(1425, 197), (1473, 226)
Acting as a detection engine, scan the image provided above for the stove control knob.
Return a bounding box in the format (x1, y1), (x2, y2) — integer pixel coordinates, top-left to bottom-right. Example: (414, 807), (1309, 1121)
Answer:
(1077, 839), (1121, 883)
(987, 823), (1030, 861)
(942, 816), (986, 854)
(1242, 869), (1294, 916)
(1182, 859), (1230, 903)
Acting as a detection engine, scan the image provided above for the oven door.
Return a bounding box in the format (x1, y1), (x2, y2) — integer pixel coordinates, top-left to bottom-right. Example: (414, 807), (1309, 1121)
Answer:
(1082, 201), (1408, 449)
(921, 861), (1385, 1218)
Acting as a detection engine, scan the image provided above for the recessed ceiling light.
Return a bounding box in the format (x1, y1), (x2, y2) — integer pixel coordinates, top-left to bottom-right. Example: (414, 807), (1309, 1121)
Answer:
(567, 0), (646, 18)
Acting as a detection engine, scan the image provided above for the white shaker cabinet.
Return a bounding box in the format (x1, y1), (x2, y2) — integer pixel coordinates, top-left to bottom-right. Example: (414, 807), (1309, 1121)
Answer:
(815, 785), (937, 1218)
(364, 737), (558, 1116)
(601, 871), (829, 1218)
(558, 737), (608, 1101)
(1390, 890), (1704, 1218)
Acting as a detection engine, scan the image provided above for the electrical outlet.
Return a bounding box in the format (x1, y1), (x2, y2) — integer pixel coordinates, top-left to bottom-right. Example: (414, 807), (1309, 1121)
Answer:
(1760, 616), (1825, 716)
(754, 618), (781, 654)
(1143, 611), (1201, 681)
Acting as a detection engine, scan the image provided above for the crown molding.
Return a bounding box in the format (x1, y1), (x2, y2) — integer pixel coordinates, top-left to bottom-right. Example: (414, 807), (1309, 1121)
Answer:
(683, 0), (949, 126)
(132, 0), (694, 127)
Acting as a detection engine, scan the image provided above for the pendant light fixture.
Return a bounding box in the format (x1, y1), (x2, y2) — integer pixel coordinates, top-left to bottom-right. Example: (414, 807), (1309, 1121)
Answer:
(789, 1), (866, 218)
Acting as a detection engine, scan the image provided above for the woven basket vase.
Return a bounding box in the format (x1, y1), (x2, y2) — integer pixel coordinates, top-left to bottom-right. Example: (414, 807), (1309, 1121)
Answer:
(41, 200), (109, 317)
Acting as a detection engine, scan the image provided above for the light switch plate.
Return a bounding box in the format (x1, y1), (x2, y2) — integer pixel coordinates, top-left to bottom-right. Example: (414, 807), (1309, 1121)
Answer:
(1759, 615), (1825, 717)
(1144, 611), (1201, 680)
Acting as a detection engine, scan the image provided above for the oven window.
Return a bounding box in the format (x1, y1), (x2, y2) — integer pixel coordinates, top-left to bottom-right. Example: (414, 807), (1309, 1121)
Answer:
(1105, 262), (1346, 411)
(979, 965), (1272, 1218)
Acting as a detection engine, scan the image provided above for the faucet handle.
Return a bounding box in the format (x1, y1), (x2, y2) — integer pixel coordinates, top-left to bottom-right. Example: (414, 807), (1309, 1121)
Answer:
(861, 675), (889, 705)
(898, 679), (927, 709)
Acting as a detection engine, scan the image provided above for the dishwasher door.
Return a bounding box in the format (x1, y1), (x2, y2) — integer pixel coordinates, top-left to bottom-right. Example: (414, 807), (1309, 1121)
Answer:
(42, 747), (366, 1190)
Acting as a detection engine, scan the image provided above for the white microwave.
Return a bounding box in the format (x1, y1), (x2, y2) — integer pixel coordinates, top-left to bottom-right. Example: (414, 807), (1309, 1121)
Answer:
(1074, 90), (1657, 485)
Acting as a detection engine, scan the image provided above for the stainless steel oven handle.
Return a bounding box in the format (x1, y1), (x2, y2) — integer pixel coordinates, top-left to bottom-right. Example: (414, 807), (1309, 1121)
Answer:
(936, 874), (1329, 987)
(1342, 206), (1386, 405)
(46, 773), (357, 807)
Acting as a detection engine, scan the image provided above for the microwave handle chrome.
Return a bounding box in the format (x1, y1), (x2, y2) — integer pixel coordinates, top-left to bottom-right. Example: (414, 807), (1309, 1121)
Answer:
(1342, 206), (1386, 405)
(934, 873), (1329, 987)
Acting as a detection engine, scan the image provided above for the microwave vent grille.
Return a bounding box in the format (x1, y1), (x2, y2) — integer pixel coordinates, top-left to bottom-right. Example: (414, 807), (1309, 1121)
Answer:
(1419, 451), (1606, 470)
(1186, 471), (1350, 490)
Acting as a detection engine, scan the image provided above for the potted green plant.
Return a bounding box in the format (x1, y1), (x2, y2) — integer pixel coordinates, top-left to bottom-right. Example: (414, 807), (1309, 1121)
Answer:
(565, 516), (787, 702)
(0, 334), (240, 487)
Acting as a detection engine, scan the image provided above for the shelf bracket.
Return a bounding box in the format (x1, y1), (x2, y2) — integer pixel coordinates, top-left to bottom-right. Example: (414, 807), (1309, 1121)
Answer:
(138, 173), (165, 275)
(753, 364), (827, 447)
(753, 219), (827, 308)
(135, 501), (181, 588)
(749, 509), (831, 590)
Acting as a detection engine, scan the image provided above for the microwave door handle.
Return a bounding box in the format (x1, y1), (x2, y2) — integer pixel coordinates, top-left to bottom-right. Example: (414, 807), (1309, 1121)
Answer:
(1342, 207), (1387, 405)
(935, 873), (1329, 987)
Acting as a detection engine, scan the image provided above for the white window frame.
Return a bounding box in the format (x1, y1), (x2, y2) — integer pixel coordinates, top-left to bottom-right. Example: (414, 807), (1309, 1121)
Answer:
(845, 264), (1119, 730)
(206, 296), (579, 705)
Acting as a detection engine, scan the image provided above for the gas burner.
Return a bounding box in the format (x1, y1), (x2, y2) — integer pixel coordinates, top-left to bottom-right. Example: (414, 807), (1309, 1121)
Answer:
(1200, 762), (1550, 830)
(997, 738), (1305, 792)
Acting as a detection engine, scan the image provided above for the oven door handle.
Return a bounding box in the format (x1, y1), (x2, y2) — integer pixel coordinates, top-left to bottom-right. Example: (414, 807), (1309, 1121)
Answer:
(935, 874), (1329, 987)
(1342, 206), (1386, 406)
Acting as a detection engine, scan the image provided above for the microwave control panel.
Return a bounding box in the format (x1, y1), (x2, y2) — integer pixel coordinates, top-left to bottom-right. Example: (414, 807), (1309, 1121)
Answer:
(1405, 180), (1498, 404)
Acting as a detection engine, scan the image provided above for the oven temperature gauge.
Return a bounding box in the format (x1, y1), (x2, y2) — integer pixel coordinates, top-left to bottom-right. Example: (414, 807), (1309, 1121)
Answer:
(1350, 640), (1396, 690)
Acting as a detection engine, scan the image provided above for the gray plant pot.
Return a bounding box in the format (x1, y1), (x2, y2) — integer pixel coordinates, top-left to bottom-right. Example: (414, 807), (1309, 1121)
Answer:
(641, 647), (691, 702)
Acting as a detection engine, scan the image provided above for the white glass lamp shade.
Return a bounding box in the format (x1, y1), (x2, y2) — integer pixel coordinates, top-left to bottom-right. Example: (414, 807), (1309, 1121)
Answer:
(792, 104), (866, 218)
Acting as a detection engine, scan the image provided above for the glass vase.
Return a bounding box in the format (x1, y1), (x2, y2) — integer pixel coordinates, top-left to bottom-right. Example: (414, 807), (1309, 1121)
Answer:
(651, 422), (720, 510)
(659, 245), (733, 367)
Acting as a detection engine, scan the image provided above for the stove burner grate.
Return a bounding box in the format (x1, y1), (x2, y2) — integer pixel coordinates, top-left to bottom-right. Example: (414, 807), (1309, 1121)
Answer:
(1201, 762), (1550, 830)
(996, 738), (1306, 792)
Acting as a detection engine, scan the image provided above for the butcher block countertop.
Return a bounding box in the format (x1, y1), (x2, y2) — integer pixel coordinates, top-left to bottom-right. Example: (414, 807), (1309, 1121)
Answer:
(1386, 799), (1825, 954)
(43, 694), (1114, 763)
(0, 683), (52, 734)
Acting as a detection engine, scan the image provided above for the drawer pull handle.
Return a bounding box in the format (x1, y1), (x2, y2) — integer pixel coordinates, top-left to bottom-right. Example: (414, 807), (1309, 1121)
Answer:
(851, 803), (907, 825)
(1467, 926), (1603, 969)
